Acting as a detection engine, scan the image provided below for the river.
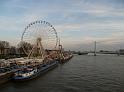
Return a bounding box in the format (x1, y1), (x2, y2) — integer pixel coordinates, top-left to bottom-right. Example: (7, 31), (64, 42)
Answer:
(1, 55), (124, 92)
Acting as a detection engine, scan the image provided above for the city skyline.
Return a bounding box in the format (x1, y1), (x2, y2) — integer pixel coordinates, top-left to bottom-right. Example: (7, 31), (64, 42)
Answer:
(0, 0), (124, 51)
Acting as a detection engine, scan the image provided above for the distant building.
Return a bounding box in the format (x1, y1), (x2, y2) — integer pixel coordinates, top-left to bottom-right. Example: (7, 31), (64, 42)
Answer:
(119, 49), (124, 55)
(0, 41), (10, 55)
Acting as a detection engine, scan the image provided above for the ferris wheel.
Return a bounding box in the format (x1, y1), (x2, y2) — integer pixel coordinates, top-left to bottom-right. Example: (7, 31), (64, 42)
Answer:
(21, 20), (58, 59)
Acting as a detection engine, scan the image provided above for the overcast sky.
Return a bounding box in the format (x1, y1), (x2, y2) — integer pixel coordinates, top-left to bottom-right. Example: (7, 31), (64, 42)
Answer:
(0, 0), (124, 51)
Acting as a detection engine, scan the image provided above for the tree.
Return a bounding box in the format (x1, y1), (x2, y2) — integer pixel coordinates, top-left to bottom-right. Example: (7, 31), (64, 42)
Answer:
(9, 46), (17, 55)
(0, 41), (10, 55)
(17, 41), (33, 56)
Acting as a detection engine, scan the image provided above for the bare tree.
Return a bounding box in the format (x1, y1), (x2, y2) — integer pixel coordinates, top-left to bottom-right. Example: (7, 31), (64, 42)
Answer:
(17, 41), (33, 56)
(0, 41), (10, 55)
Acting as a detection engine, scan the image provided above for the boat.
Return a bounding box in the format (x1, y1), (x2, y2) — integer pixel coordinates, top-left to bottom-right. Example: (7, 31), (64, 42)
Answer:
(12, 59), (58, 81)
(0, 59), (15, 84)
(0, 70), (14, 84)
(0, 66), (15, 84)
(78, 52), (88, 55)
(59, 54), (73, 63)
(58, 40), (73, 63)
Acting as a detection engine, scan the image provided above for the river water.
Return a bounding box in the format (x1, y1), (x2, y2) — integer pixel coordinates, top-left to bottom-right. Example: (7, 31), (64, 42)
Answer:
(1, 55), (124, 92)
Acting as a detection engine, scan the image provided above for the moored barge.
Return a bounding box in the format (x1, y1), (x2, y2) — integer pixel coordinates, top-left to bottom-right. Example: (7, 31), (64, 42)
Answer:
(59, 54), (73, 63)
(0, 59), (15, 84)
(0, 71), (14, 84)
(13, 59), (58, 81)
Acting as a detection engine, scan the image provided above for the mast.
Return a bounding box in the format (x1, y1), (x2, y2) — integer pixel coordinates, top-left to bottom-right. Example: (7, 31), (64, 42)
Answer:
(58, 38), (61, 50)
(94, 41), (96, 56)
(58, 38), (64, 61)
(58, 38), (62, 55)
